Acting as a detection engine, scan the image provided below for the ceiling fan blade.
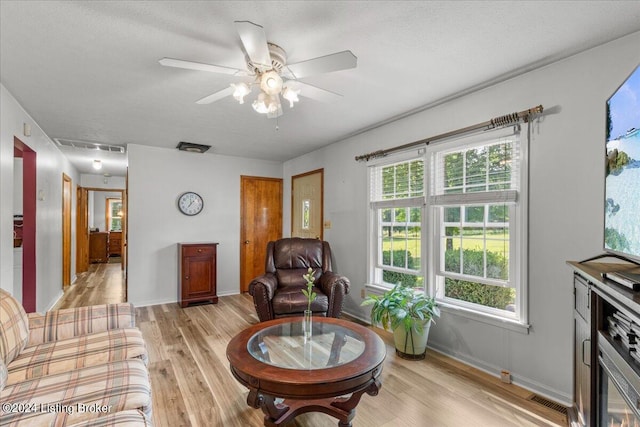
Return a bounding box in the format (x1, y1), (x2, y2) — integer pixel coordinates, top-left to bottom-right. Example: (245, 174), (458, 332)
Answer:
(159, 57), (245, 76)
(234, 21), (271, 71)
(287, 81), (343, 103)
(286, 50), (357, 79)
(195, 86), (235, 104)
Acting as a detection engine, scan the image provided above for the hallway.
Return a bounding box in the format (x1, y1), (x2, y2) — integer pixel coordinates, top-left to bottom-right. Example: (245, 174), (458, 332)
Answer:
(54, 262), (125, 309)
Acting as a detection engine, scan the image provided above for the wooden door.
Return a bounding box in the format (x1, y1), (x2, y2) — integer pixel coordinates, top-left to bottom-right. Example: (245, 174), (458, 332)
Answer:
(62, 174), (72, 287)
(76, 187), (89, 273)
(240, 176), (282, 293)
(291, 169), (323, 239)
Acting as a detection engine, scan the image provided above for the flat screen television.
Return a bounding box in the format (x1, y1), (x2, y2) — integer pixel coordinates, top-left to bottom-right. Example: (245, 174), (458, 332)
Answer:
(605, 64), (640, 263)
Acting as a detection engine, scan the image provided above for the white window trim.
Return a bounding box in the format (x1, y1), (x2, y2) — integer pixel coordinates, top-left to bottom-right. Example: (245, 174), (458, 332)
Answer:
(371, 201), (426, 287)
(426, 125), (529, 326)
(437, 301), (531, 334)
(367, 152), (427, 290)
(365, 126), (529, 329)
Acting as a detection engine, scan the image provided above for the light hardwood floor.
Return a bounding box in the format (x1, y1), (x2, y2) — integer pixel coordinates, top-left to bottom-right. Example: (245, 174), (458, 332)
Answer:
(56, 264), (569, 427)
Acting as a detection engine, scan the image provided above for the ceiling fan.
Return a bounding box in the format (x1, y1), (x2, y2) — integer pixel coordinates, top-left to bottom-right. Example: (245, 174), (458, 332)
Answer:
(159, 21), (357, 119)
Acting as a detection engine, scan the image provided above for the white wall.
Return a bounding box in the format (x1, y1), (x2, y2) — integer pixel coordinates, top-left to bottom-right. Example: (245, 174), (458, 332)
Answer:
(127, 144), (282, 306)
(80, 173), (126, 190)
(283, 31), (640, 404)
(0, 84), (80, 310)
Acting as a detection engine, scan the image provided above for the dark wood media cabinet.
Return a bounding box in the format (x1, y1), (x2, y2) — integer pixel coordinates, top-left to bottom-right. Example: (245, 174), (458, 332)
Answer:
(568, 259), (640, 426)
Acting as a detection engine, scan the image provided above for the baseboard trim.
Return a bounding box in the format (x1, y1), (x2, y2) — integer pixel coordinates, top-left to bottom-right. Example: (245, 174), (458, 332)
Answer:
(130, 297), (178, 308)
(217, 290), (240, 297)
(344, 307), (572, 407)
(342, 310), (371, 325)
(427, 340), (572, 406)
(132, 292), (241, 307)
(44, 290), (64, 312)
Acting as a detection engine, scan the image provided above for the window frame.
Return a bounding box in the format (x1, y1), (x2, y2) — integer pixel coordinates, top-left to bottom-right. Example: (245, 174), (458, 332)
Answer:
(426, 126), (528, 326)
(365, 126), (528, 329)
(367, 151), (427, 290)
(106, 197), (123, 232)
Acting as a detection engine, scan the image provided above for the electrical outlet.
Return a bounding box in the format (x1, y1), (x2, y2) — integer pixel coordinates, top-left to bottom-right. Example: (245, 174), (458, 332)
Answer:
(500, 370), (511, 384)
(324, 220), (332, 229)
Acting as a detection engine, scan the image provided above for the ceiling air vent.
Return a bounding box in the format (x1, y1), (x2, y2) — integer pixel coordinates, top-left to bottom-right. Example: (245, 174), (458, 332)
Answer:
(176, 141), (211, 153)
(53, 138), (126, 153)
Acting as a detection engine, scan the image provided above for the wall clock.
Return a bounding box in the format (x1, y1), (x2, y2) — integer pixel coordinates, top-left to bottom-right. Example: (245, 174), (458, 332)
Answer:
(177, 191), (204, 216)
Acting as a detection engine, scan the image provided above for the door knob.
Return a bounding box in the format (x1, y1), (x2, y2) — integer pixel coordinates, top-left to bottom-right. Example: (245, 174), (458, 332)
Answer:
(244, 240), (250, 244)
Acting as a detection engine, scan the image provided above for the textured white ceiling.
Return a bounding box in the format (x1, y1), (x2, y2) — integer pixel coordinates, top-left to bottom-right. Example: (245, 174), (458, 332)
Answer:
(2, 1), (640, 175)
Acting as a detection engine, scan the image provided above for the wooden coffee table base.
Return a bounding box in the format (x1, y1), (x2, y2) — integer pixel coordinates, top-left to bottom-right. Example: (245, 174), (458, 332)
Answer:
(226, 317), (386, 427)
(246, 378), (382, 427)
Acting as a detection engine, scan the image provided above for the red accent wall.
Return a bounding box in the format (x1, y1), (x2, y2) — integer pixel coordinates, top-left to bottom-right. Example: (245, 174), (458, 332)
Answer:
(14, 137), (36, 313)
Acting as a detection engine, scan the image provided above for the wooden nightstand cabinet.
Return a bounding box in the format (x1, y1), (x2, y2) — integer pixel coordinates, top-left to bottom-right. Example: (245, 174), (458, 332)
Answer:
(108, 231), (122, 256)
(89, 232), (109, 263)
(178, 242), (218, 308)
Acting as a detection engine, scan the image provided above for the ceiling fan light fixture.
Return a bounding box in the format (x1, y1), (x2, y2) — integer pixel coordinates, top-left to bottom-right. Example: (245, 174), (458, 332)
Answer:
(282, 86), (300, 108)
(260, 70), (282, 95)
(252, 91), (279, 114)
(161, 21), (357, 119)
(231, 82), (251, 104)
(252, 92), (267, 114)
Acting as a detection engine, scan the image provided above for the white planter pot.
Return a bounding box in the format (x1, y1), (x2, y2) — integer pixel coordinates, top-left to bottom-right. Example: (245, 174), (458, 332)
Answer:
(393, 321), (431, 360)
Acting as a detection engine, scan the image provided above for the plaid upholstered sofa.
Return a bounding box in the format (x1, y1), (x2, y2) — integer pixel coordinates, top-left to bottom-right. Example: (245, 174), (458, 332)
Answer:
(0, 289), (152, 426)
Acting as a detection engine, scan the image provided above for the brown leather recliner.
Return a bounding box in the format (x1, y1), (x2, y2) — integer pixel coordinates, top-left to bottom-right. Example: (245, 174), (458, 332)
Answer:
(248, 238), (350, 322)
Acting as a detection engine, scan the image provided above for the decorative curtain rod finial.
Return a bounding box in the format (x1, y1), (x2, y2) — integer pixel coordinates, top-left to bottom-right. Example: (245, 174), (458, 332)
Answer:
(355, 104), (544, 162)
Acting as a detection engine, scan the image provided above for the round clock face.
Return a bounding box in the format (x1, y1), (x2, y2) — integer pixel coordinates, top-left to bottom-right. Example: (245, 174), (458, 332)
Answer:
(178, 192), (203, 216)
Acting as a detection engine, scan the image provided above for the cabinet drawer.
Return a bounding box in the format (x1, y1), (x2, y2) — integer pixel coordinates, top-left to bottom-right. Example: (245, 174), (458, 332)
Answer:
(182, 245), (216, 258)
(574, 274), (590, 321)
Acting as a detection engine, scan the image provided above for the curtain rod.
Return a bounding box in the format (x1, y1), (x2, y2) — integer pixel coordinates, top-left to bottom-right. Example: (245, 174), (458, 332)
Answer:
(354, 105), (543, 162)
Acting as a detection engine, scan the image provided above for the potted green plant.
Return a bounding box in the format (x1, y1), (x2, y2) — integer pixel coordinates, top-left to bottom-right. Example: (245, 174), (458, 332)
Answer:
(362, 284), (440, 360)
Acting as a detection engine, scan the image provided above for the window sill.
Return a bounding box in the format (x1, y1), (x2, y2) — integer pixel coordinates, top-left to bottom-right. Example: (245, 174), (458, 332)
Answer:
(364, 283), (391, 296)
(437, 301), (531, 334)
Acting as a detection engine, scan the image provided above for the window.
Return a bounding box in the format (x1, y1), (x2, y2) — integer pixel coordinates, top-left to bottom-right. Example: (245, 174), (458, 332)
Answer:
(369, 157), (425, 288)
(106, 198), (123, 231)
(429, 127), (526, 323)
(367, 126), (527, 325)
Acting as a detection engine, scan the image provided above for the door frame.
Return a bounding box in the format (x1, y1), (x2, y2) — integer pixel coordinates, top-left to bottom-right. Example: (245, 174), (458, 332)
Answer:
(62, 173), (72, 288)
(76, 187), (89, 273)
(76, 187), (127, 298)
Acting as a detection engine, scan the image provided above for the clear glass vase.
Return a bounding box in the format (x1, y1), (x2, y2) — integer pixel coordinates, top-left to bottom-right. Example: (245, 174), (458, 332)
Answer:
(303, 309), (312, 341)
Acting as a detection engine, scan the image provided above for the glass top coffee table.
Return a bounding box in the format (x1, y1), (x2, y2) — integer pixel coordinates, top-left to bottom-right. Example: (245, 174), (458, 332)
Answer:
(226, 316), (386, 427)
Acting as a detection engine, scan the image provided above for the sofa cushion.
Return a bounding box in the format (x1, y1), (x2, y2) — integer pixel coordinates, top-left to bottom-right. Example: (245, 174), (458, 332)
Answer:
(0, 289), (29, 366)
(275, 268), (312, 288)
(0, 359), (152, 427)
(272, 238), (324, 270)
(272, 285), (329, 315)
(27, 302), (136, 346)
(0, 359), (7, 391)
(6, 328), (148, 385)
